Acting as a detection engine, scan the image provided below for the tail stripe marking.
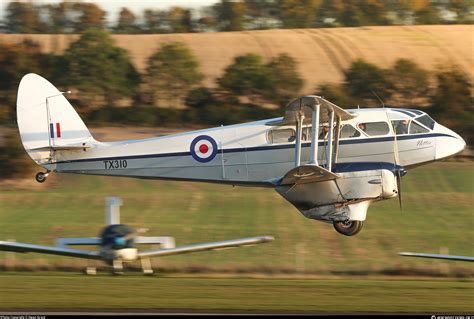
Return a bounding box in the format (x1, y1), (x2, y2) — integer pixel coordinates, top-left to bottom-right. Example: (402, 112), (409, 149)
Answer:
(50, 123), (54, 139)
(56, 123), (61, 138)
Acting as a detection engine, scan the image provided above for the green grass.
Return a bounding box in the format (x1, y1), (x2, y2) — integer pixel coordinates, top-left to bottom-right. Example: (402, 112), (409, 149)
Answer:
(0, 273), (472, 312)
(0, 162), (473, 275)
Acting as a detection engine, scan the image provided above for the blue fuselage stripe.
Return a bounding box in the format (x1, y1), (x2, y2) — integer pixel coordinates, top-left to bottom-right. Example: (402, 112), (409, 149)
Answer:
(53, 133), (451, 165)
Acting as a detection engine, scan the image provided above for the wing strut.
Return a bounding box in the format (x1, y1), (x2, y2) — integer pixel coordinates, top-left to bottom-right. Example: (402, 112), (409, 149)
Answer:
(333, 115), (341, 168)
(294, 101), (304, 167)
(309, 102), (320, 165)
(267, 95), (358, 173)
(326, 110), (335, 171)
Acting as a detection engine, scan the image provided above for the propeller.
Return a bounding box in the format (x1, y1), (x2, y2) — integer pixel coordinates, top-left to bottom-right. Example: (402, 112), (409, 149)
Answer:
(374, 92), (405, 210)
(100, 224), (136, 249)
(395, 168), (402, 209)
(385, 109), (405, 210)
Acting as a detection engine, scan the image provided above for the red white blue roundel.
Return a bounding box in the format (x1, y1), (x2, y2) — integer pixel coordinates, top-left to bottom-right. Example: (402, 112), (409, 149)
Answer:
(190, 135), (218, 163)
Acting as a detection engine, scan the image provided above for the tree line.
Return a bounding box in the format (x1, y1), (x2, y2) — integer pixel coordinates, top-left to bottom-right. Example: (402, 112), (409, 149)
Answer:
(2, 0), (472, 34)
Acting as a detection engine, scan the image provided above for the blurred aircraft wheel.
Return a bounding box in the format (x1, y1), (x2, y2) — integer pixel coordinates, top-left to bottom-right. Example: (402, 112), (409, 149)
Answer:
(35, 172), (47, 183)
(333, 220), (363, 236)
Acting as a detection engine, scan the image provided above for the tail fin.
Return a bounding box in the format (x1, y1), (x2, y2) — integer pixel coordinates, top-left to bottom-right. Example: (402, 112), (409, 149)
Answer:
(16, 73), (95, 165)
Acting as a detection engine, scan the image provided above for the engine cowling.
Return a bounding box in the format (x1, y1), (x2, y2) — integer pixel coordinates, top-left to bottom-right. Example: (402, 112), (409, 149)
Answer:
(99, 224), (136, 262)
(275, 166), (401, 223)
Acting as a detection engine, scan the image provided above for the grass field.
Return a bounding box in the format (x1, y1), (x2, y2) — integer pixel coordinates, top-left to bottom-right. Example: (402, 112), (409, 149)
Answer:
(0, 161), (472, 276)
(0, 273), (473, 313)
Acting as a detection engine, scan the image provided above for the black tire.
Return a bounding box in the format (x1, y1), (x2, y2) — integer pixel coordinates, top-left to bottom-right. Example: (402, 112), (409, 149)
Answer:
(333, 220), (364, 236)
(35, 172), (46, 183)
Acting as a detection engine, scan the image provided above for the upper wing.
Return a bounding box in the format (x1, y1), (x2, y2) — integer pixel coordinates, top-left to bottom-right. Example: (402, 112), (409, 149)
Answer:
(138, 236), (274, 258)
(0, 241), (102, 260)
(266, 95), (357, 126)
(399, 252), (474, 262)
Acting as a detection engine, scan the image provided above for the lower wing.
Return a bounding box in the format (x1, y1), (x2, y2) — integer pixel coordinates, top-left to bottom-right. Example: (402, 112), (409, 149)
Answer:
(399, 252), (474, 262)
(0, 240), (101, 260)
(138, 236), (274, 258)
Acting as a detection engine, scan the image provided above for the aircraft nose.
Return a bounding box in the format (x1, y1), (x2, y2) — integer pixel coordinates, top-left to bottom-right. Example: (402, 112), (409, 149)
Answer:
(435, 127), (466, 160)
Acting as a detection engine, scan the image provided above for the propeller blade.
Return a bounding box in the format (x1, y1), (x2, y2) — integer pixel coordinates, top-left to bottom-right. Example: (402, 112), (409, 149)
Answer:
(385, 109), (403, 211)
(123, 231), (136, 241)
(396, 170), (402, 210)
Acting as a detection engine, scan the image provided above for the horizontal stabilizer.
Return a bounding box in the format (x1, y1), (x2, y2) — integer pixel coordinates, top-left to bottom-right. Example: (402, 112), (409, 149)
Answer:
(30, 142), (93, 151)
(56, 237), (101, 247)
(0, 240), (101, 260)
(138, 236), (274, 258)
(279, 165), (339, 185)
(399, 252), (474, 262)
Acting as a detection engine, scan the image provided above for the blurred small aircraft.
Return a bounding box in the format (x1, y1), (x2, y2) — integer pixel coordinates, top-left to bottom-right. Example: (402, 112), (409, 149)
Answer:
(16, 74), (466, 236)
(0, 197), (273, 274)
(399, 252), (473, 262)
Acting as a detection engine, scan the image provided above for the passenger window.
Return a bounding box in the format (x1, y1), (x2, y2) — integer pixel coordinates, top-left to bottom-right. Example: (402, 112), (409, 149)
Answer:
(340, 124), (360, 138)
(409, 121), (429, 134)
(391, 120), (410, 135)
(267, 128), (296, 143)
(358, 122), (390, 136)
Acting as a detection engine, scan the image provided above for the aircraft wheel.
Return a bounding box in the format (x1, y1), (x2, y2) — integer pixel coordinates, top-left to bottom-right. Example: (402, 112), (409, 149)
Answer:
(333, 220), (364, 236)
(35, 172), (47, 183)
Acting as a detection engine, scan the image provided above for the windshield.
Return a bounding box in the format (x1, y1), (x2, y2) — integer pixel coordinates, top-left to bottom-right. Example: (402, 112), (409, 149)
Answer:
(416, 114), (435, 130)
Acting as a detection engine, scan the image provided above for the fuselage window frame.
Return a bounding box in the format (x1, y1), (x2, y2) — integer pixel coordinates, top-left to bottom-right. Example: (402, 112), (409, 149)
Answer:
(356, 121), (391, 137)
(267, 128), (297, 144)
(339, 124), (361, 139)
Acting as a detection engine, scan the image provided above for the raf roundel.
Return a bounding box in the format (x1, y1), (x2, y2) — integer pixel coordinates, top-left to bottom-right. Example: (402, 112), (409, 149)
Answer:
(190, 135), (218, 163)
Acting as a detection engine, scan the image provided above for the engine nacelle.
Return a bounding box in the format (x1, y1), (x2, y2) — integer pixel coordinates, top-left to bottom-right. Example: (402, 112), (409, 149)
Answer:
(275, 168), (399, 222)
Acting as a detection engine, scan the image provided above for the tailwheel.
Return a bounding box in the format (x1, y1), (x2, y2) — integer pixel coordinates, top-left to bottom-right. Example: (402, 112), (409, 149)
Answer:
(333, 220), (364, 236)
(35, 171), (49, 183)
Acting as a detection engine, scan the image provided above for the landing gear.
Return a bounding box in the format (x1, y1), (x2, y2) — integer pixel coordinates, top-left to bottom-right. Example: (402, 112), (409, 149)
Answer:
(112, 260), (124, 275)
(333, 220), (364, 236)
(85, 267), (97, 275)
(35, 171), (50, 183)
(141, 258), (154, 275)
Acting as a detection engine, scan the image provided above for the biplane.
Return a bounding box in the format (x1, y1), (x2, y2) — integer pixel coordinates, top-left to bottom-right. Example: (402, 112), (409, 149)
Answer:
(16, 74), (466, 236)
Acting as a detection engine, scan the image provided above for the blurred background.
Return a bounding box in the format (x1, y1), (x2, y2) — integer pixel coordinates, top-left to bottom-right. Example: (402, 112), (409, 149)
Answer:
(0, 0), (473, 277)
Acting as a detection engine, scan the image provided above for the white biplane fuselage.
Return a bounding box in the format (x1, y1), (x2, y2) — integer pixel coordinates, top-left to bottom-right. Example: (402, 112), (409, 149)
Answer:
(16, 74), (466, 236)
(43, 109), (463, 184)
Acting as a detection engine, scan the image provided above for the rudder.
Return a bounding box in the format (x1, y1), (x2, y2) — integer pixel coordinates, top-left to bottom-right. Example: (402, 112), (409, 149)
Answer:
(16, 73), (95, 165)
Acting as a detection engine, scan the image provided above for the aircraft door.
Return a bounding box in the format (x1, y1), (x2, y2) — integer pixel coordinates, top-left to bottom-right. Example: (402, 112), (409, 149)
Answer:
(392, 120), (435, 166)
(222, 142), (248, 181)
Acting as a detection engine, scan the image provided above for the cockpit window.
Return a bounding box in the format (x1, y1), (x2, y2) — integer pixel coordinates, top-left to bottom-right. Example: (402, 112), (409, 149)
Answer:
(267, 128), (296, 143)
(358, 122), (390, 136)
(405, 109), (424, 116)
(391, 120), (409, 135)
(416, 115), (435, 130)
(409, 121), (429, 134)
(391, 119), (430, 135)
(340, 124), (360, 138)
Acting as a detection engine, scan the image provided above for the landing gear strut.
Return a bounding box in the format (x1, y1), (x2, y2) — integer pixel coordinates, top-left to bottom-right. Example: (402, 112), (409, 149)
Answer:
(35, 171), (50, 183)
(333, 220), (364, 236)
